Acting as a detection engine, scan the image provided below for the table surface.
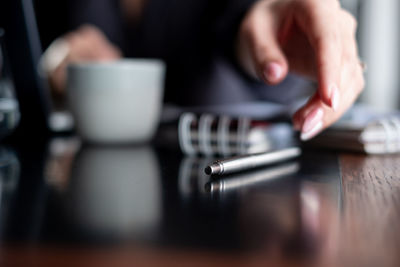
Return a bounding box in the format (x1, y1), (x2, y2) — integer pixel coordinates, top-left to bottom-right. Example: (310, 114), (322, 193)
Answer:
(0, 136), (400, 267)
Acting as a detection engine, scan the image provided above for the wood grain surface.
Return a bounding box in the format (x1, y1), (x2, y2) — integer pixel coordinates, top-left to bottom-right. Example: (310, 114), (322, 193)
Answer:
(339, 154), (400, 267)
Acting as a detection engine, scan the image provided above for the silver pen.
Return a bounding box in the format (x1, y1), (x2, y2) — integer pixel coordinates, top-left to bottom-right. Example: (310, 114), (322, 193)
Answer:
(204, 147), (301, 176)
(205, 162), (300, 193)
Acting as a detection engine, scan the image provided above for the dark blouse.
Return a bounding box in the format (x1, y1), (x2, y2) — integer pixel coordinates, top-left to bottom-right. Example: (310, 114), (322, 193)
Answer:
(55, 0), (311, 106)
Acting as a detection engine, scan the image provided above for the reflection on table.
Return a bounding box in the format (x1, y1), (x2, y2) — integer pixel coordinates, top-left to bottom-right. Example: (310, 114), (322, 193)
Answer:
(0, 137), (343, 266)
(45, 140), (162, 242)
(175, 152), (341, 261)
(0, 146), (20, 238)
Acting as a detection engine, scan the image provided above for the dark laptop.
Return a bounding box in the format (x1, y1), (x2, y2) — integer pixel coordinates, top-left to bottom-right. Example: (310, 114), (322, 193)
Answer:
(0, 0), (72, 137)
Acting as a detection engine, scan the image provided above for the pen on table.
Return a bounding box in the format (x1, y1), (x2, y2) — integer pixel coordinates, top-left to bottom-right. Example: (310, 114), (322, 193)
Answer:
(204, 147), (301, 176)
(205, 161), (300, 193)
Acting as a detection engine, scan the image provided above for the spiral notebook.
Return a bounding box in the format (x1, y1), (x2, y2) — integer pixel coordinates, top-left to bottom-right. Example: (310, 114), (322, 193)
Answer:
(308, 106), (400, 154)
(177, 113), (296, 156)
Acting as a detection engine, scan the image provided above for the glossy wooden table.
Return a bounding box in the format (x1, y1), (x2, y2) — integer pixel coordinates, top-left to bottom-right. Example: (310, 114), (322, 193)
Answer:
(0, 138), (399, 267)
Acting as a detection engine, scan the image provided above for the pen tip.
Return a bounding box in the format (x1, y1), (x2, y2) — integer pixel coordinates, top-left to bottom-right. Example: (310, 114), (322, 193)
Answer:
(204, 166), (212, 175)
(204, 164), (222, 176)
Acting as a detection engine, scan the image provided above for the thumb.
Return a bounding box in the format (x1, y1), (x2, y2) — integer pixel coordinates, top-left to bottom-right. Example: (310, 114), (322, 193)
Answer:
(238, 7), (288, 85)
(260, 41), (288, 85)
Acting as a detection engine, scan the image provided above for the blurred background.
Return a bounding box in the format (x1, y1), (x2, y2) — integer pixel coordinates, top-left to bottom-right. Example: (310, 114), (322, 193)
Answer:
(6, 0), (400, 113)
(342, 0), (400, 111)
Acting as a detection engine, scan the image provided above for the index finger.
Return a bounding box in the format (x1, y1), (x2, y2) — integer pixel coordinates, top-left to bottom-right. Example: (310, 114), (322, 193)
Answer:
(294, 0), (342, 110)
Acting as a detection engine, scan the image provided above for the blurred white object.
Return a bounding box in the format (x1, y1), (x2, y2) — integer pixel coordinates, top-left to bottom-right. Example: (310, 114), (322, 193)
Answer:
(67, 59), (165, 144)
(356, 0), (400, 111)
(38, 37), (70, 78)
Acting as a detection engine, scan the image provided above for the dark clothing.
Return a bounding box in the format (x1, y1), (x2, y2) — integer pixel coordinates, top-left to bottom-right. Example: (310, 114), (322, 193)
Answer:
(43, 0), (311, 106)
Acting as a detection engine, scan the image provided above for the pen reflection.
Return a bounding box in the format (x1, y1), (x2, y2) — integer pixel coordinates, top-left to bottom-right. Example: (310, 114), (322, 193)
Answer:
(178, 156), (213, 197)
(64, 145), (162, 241)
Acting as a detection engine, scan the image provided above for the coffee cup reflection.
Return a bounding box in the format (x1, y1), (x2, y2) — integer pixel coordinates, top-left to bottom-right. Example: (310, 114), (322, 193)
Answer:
(66, 145), (161, 241)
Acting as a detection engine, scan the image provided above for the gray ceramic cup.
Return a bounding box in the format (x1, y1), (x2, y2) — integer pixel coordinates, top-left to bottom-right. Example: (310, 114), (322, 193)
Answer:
(67, 59), (165, 144)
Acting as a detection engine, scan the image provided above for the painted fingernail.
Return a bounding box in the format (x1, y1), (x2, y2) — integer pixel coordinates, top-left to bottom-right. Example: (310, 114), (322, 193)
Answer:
(331, 85), (340, 111)
(301, 108), (324, 134)
(301, 121), (323, 141)
(329, 84), (340, 110)
(264, 62), (282, 83)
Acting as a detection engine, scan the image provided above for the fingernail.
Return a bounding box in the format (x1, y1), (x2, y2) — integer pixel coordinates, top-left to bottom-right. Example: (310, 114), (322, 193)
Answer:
(264, 62), (282, 83)
(301, 108), (324, 134)
(329, 84), (340, 110)
(301, 121), (323, 141)
(331, 85), (340, 111)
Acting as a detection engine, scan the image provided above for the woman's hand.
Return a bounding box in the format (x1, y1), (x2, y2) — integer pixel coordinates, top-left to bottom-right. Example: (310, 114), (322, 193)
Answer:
(48, 25), (122, 95)
(237, 0), (365, 140)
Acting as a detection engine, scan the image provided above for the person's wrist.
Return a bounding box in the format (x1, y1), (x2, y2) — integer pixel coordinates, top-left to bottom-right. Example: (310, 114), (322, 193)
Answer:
(38, 37), (70, 79)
